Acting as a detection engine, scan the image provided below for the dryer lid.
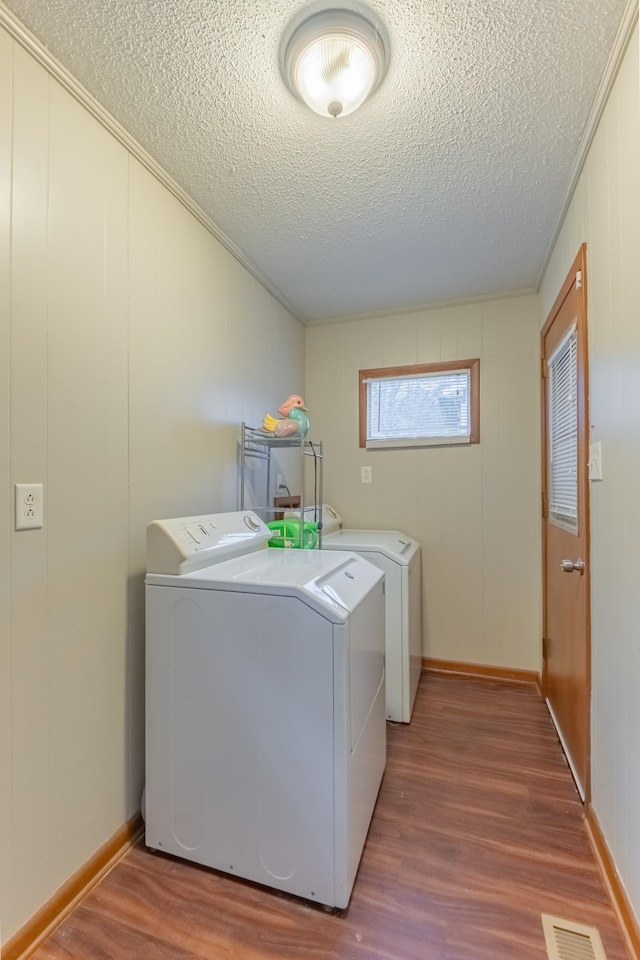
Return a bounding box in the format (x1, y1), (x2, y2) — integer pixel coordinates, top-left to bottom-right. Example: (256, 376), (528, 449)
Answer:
(322, 528), (419, 565)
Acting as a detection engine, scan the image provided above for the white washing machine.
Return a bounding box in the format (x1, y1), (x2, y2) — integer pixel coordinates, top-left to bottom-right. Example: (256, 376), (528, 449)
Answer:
(290, 504), (422, 723)
(145, 510), (386, 909)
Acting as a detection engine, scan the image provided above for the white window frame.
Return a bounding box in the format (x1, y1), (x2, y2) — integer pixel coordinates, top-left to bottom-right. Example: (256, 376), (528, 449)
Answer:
(359, 359), (480, 450)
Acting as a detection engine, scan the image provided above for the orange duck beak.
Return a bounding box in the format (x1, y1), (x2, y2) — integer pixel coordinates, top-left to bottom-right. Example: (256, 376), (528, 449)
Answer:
(277, 395), (307, 416)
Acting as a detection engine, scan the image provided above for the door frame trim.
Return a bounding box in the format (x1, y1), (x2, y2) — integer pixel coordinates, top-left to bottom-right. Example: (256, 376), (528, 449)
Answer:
(540, 242), (591, 802)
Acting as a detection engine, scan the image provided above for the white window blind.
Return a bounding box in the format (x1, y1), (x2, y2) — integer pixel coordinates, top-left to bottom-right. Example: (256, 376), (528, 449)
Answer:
(548, 325), (578, 532)
(366, 370), (471, 445)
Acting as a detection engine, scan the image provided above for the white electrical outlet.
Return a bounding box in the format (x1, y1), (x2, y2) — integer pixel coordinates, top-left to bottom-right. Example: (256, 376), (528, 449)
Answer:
(361, 466), (373, 484)
(15, 483), (44, 530)
(276, 473), (284, 491)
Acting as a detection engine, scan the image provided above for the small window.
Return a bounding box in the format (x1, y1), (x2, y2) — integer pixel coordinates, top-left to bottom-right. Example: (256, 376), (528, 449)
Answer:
(359, 359), (480, 449)
(547, 325), (578, 533)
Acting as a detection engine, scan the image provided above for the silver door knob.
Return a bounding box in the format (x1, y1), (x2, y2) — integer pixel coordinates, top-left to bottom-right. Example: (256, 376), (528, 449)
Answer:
(560, 559), (585, 574)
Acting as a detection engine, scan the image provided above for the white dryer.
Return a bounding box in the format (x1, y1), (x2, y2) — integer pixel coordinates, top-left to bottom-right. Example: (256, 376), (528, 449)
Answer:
(291, 504), (422, 723)
(145, 510), (386, 909)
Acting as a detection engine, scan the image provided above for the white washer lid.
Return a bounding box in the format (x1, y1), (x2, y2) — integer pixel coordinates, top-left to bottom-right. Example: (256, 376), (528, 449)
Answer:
(322, 528), (419, 565)
(146, 547), (384, 624)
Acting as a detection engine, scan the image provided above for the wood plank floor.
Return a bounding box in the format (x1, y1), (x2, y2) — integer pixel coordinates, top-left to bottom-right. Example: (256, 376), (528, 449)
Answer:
(32, 673), (630, 959)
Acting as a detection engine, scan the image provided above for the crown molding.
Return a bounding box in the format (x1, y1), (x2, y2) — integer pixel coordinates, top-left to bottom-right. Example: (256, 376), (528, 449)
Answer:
(0, 0), (306, 326)
(536, 0), (639, 289)
(306, 286), (538, 326)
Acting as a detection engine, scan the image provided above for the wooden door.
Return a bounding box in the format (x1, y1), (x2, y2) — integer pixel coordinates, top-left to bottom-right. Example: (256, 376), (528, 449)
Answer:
(541, 244), (590, 800)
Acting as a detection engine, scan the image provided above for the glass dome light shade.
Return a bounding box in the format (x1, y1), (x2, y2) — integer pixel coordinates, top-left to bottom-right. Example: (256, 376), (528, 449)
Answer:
(294, 32), (377, 118)
(284, 10), (387, 119)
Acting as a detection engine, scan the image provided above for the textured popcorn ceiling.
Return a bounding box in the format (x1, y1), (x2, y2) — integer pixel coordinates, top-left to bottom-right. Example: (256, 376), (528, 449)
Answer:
(5, 0), (629, 321)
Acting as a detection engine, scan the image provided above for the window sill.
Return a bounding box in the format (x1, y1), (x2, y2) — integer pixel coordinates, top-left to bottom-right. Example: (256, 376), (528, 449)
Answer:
(365, 436), (473, 450)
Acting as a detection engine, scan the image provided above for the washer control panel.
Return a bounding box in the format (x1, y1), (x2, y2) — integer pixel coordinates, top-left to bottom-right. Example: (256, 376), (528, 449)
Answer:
(147, 510), (271, 575)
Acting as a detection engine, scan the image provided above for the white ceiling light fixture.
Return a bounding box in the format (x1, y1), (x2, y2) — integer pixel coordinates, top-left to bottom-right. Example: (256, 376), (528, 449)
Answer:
(282, 7), (388, 119)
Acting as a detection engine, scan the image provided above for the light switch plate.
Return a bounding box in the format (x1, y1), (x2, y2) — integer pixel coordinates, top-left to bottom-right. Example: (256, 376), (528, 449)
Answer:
(15, 483), (44, 530)
(589, 442), (603, 481)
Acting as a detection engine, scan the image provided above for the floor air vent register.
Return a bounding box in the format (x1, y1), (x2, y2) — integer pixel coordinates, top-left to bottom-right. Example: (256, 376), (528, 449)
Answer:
(542, 914), (608, 960)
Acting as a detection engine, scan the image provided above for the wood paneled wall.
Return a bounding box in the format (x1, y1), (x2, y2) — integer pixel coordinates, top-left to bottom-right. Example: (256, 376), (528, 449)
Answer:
(0, 29), (304, 944)
(305, 295), (541, 671)
(539, 24), (640, 929)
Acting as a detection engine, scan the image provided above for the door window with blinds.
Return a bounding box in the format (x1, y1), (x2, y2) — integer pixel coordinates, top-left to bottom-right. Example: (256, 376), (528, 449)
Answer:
(359, 360), (480, 449)
(547, 324), (578, 533)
